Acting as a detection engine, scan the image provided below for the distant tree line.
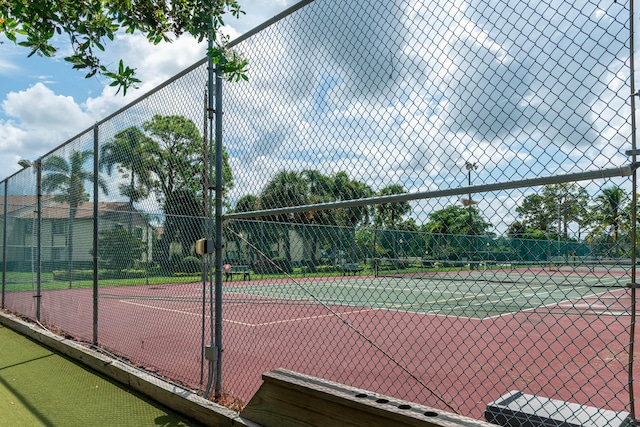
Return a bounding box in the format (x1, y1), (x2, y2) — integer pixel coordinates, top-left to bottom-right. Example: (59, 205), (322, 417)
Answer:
(40, 114), (635, 276)
(231, 177), (634, 265)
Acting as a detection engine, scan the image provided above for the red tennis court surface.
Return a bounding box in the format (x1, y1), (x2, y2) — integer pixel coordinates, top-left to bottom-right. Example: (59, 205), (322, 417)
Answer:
(5, 271), (634, 420)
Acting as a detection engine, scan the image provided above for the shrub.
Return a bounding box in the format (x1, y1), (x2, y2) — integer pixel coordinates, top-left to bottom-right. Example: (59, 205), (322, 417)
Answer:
(53, 268), (163, 281)
(181, 256), (202, 274)
(252, 257), (292, 274)
(316, 264), (339, 273)
(301, 259), (318, 273)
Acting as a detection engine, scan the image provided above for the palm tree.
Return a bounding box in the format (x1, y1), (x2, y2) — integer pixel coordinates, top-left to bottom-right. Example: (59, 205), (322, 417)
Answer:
(99, 126), (154, 231)
(374, 184), (411, 229)
(331, 171), (373, 227)
(593, 186), (628, 257)
(330, 171), (373, 263)
(374, 184), (411, 262)
(42, 150), (107, 287)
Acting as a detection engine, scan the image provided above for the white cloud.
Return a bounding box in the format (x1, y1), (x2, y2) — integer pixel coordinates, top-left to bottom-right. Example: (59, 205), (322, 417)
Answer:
(0, 57), (18, 75)
(215, 0), (633, 237)
(115, 34), (207, 88)
(0, 83), (96, 174)
(3, 83), (92, 130)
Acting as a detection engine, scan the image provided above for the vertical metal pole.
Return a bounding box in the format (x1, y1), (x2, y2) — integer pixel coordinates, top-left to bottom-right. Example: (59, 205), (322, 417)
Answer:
(628, 0), (637, 420)
(205, 31), (215, 398)
(35, 160), (42, 321)
(213, 66), (224, 399)
(465, 161), (477, 268)
(204, 15), (223, 398)
(200, 88), (208, 389)
(93, 124), (99, 344)
(2, 181), (7, 308)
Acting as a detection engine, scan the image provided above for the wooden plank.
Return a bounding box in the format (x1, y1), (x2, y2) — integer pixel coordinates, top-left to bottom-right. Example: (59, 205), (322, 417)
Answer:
(241, 368), (496, 427)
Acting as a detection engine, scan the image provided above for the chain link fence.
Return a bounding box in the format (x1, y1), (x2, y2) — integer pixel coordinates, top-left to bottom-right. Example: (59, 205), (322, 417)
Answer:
(0, 0), (637, 423)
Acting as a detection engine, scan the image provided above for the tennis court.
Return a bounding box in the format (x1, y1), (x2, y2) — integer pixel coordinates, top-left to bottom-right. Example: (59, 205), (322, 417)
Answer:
(222, 266), (629, 319)
(2, 263), (631, 418)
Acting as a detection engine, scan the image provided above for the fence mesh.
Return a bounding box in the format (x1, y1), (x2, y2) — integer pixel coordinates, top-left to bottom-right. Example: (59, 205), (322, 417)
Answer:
(0, 0), (637, 423)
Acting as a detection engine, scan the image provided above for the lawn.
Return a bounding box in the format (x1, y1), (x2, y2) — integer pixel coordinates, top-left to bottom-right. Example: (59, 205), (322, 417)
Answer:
(0, 324), (202, 426)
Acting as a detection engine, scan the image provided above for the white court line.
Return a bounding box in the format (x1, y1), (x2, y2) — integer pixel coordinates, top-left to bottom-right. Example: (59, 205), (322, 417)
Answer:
(118, 299), (370, 327)
(224, 309), (371, 327)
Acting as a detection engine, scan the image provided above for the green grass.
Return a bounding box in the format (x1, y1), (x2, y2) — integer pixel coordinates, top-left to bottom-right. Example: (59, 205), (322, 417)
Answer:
(2, 262), (551, 293)
(4, 274), (202, 292)
(0, 324), (203, 426)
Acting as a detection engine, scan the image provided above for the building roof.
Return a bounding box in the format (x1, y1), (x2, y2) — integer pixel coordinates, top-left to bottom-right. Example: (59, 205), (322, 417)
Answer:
(2, 195), (147, 224)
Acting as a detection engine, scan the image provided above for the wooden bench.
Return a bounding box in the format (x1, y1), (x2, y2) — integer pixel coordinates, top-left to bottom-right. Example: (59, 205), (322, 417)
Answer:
(342, 263), (362, 276)
(228, 265), (251, 281)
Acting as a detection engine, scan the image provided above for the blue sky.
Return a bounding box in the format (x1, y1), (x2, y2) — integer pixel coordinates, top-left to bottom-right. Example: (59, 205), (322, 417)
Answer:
(0, 0), (298, 177)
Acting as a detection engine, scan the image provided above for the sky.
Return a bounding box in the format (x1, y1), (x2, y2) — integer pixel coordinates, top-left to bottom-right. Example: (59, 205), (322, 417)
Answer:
(0, 0), (636, 234)
(0, 0), (300, 176)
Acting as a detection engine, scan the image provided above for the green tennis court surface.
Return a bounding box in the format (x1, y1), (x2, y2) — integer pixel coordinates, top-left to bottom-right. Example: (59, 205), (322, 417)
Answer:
(225, 269), (628, 319)
(0, 324), (202, 427)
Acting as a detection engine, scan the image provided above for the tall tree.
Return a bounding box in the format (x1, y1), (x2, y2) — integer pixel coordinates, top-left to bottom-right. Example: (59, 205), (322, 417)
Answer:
(139, 115), (234, 264)
(143, 115), (206, 205)
(331, 171), (373, 227)
(515, 193), (554, 233)
(260, 171), (309, 262)
(42, 150), (107, 286)
(423, 204), (491, 262)
(374, 184), (411, 261)
(592, 186), (628, 255)
(543, 183), (589, 239)
(330, 171), (373, 264)
(99, 126), (154, 231)
(374, 184), (411, 229)
(424, 205), (491, 236)
(142, 114), (234, 207)
(298, 170), (334, 267)
(514, 183), (589, 238)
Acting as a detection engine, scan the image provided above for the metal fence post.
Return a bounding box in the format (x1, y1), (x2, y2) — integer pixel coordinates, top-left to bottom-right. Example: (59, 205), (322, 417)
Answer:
(93, 123), (99, 344)
(1, 180), (6, 308)
(626, 0), (637, 420)
(204, 17), (225, 399)
(35, 159), (42, 322)
(213, 66), (224, 400)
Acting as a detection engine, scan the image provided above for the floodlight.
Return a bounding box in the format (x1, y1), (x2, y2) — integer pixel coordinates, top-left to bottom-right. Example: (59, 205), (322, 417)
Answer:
(18, 159), (33, 168)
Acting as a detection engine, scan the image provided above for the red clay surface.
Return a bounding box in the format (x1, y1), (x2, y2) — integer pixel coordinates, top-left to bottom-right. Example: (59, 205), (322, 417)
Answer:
(2, 268), (634, 420)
